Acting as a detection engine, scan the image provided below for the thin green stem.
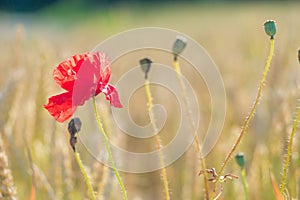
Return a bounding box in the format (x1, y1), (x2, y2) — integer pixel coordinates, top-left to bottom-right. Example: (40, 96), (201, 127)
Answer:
(280, 104), (300, 194)
(173, 59), (209, 200)
(74, 151), (96, 200)
(241, 169), (249, 200)
(92, 96), (128, 200)
(212, 38), (275, 198)
(144, 80), (171, 200)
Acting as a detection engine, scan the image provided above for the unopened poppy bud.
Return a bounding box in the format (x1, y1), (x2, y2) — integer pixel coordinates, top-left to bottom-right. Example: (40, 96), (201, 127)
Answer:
(70, 136), (77, 152)
(68, 117), (82, 136)
(298, 49), (300, 63)
(264, 20), (276, 39)
(235, 152), (245, 169)
(172, 36), (187, 59)
(140, 58), (152, 79)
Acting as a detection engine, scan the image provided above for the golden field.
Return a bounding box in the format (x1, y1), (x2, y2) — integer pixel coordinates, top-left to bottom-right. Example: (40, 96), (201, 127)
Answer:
(1, 2), (300, 199)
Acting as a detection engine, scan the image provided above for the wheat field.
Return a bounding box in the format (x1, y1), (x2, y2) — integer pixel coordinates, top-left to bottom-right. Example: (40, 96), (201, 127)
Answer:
(1, 2), (300, 199)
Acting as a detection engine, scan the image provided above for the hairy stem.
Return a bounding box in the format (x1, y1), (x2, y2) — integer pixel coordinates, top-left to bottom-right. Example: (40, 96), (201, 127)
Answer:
(173, 59), (209, 200)
(144, 80), (170, 200)
(280, 104), (300, 194)
(241, 169), (249, 200)
(92, 97), (128, 200)
(212, 38), (275, 197)
(74, 151), (96, 200)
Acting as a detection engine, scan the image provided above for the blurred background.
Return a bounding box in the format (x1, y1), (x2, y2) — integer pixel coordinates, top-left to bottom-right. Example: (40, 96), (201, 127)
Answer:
(1, 0), (300, 199)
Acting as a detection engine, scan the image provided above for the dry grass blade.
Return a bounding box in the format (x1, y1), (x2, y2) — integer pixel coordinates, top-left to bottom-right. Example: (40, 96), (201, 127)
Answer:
(33, 164), (57, 199)
(213, 191), (222, 200)
(24, 138), (36, 200)
(29, 186), (36, 200)
(270, 170), (283, 200)
(0, 70), (23, 129)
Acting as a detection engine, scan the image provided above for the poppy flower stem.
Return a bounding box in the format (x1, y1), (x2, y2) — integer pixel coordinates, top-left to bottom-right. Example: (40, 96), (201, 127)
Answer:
(279, 48), (300, 194)
(92, 96), (128, 200)
(74, 151), (96, 200)
(67, 118), (95, 199)
(173, 58), (209, 200)
(280, 100), (300, 194)
(144, 79), (171, 200)
(240, 168), (249, 200)
(212, 37), (275, 198)
(235, 153), (248, 200)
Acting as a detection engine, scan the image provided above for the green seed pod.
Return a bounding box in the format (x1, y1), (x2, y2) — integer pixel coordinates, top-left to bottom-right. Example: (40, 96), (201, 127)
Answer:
(140, 58), (152, 79)
(235, 152), (245, 169)
(172, 36), (187, 57)
(264, 20), (276, 38)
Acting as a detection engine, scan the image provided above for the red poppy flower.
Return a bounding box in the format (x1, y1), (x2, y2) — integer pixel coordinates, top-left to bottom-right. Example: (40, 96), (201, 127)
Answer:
(44, 52), (122, 123)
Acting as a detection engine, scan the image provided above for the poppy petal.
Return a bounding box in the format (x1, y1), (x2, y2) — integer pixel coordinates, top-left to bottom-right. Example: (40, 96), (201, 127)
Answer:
(97, 52), (111, 83)
(44, 92), (77, 122)
(102, 84), (122, 108)
(53, 53), (89, 91)
(72, 55), (99, 106)
(89, 52), (111, 83)
(101, 64), (111, 84)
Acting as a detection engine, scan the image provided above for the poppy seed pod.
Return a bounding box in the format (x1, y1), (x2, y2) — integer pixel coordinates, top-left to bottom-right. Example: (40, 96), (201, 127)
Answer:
(235, 152), (245, 169)
(68, 117), (82, 136)
(70, 136), (77, 152)
(140, 58), (152, 79)
(172, 36), (187, 58)
(264, 20), (276, 39)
